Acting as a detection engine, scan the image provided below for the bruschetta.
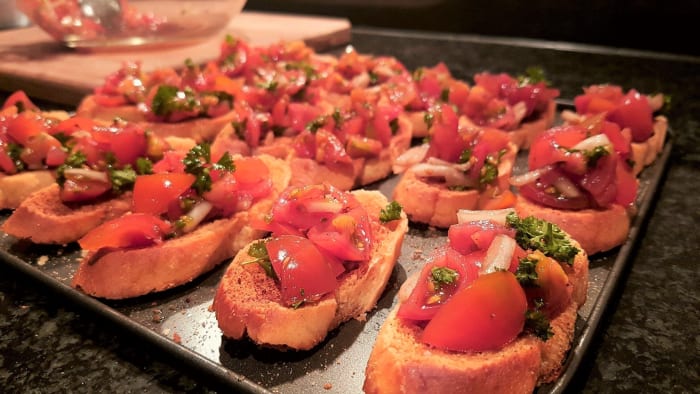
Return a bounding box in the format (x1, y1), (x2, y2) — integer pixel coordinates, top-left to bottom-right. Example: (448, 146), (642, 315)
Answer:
(392, 103), (518, 228)
(407, 66), (559, 149)
(212, 183), (408, 350)
(0, 91), (71, 209)
(511, 121), (638, 254)
(561, 84), (668, 175)
(363, 209), (588, 394)
(1, 113), (179, 243)
(71, 148), (291, 299)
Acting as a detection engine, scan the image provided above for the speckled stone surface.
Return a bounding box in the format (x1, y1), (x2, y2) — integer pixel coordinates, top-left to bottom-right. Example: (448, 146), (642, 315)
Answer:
(1, 28), (699, 393)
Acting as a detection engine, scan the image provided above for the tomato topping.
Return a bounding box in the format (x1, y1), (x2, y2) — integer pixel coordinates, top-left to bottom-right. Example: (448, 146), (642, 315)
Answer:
(60, 171), (112, 202)
(133, 173), (195, 215)
(448, 221), (515, 255)
(421, 270), (527, 352)
(266, 235), (338, 306)
(523, 251), (572, 317)
(397, 246), (479, 321)
(79, 213), (172, 251)
(2, 91), (39, 112)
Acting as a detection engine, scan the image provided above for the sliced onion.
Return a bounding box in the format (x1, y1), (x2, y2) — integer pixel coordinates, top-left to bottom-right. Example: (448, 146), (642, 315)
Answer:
(553, 175), (582, 198)
(393, 143), (429, 174)
(512, 101), (528, 124)
(457, 208), (515, 226)
(509, 164), (554, 187)
(304, 199), (344, 214)
(63, 168), (110, 183)
(481, 234), (516, 274)
(426, 156), (472, 172)
(560, 109), (583, 123)
(182, 201), (213, 233)
(571, 133), (612, 152)
(411, 163), (476, 188)
(647, 93), (664, 112)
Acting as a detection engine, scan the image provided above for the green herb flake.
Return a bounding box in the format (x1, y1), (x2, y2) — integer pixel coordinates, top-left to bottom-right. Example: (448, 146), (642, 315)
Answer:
(108, 165), (137, 193)
(151, 85), (180, 117)
(584, 145), (610, 168)
(368, 71), (379, 86)
(423, 112), (434, 130)
(458, 149), (472, 164)
(6, 143), (25, 172)
(379, 201), (402, 223)
(56, 150), (87, 186)
(306, 116), (326, 133)
(440, 88), (450, 102)
(506, 212), (579, 264)
(135, 158), (153, 175)
(524, 299), (553, 341)
(517, 66), (550, 87)
(430, 266), (459, 288)
(389, 118), (399, 135)
(515, 256), (539, 287)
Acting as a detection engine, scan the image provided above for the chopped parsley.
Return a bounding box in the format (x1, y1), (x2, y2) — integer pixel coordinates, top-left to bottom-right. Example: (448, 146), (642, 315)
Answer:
(151, 85), (197, 117)
(430, 266), (459, 289)
(6, 143), (25, 172)
(379, 201), (402, 223)
(583, 145), (610, 168)
(412, 67), (424, 82)
(368, 70), (379, 86)
(136, 157), (153, 175)
(525, 300), (553, 341)
(183, 143), (235, 195)
(241, 240), (278, 280)
(515, 256), (539, 287)
(517, 66), (550, 87)
(108, 165), (137, 193)
(332, 108), (344, 129)
(506, 212), (579, 264)
(306, 116), (326, 133)
(56, 150), (87, 186)
(458, 149), (472, 164)
(440, 88), (450, 102)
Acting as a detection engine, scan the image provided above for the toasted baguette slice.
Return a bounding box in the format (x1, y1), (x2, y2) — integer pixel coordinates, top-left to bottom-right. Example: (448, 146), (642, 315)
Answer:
(258, 116), (412, 191)
(77, 95), (237, 142)
(71, 155), (291, 299)
(407, 101), (555, 149)
(561, 110), (668, 176)
(213, 189), (409, 350)
(2, 184), (132, 244)
(0, 170), (56, 210)
(630, 115), (668, 175)
(514, 194), (631, 255)
(392, 142), (517, 228)
(363, 237), (589, 394)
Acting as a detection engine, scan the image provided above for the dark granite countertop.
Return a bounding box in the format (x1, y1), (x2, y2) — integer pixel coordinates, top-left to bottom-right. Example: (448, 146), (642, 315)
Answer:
(1, 28), (699, 393)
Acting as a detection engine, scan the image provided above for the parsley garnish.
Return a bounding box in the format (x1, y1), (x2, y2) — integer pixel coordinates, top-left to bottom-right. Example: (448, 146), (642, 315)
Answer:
(332, 108), (344, 129)
(136, 158), (153, 175)
(506, 213), (579, 264)
(517, 66), (550, 87)
(108, 165), (137, 193)
(183, 143), (235, 195)
(583, 145), (609, 168)
(515, 256), (539, 287)
(412, 68), (424, 82)
(440, 88), (450, 102)
(306, 116), (326, 133)
(379, 201), (402, 223)
(151, 85), (180, 116)
(232, 119), (247, 140)
(458, 149), (472, 164)
(430, 266), (459, 289)
(525, 301), (553, 341)
(241, 240), (278, 280)
(56, 150), (87, 186)
(368, 71), (379, 86)
(6, 143), (25, 172)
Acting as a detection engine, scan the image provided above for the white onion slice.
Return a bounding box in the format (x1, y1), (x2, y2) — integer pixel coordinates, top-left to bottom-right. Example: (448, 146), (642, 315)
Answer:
(181, 201), (213, 233)
(553, 176), (582, 198)
(457, 208), (515, 226)
(304, 199), (344, 214)
(411, 163), (476, 188)
(481, 234), (517, 274)
(509, 164), (554, 187)
(512, 101), (528, 124)
(63, 168), (110, 183)
(571, 133), (612, 152)
(393, 144), (429, 174)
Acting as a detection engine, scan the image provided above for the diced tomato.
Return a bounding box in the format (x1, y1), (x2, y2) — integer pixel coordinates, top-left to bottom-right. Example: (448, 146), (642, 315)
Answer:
(315, 129), (352, 164)
(307, 206), (373, 262)
(152, 151), (186, 173)
(2, 91), (39, 112)
(270, 184), (345, 231)
(397, 246), (480, 321)
(421, 270), (527, 352)
(78, 213), (172, 251)
(518, 168), (592, 210)
(579, 154), (618, 207)
(426, 104), (465, 163)
(266, 235), (338, 306)
(448, 221), (515, 255)
(615, 161), (638, 207)
(523, 251), (572, 317)
(233, 156), (271, 193)
(60, 170), (112, 202)
(609, 90), (654, 142)
(528, 126), (588, 171)
(52, 117), (98, 136)
(5, 113), (45, 146)
(133, 173), (195, 215)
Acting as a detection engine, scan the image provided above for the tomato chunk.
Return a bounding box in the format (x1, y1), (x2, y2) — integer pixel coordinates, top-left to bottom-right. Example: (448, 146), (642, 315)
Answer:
(266, 235), (338, 306)
(79, 213), (172, 251)
(421, 270), (527, 352)
(133, 173), (195, 215)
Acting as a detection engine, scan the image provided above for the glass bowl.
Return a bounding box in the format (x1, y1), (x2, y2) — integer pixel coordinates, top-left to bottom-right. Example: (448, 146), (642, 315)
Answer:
(17, 0), (247, 49)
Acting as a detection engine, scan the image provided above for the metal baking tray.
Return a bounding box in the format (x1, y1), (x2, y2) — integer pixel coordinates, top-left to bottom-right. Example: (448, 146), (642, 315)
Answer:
(0, 113), (672, 393)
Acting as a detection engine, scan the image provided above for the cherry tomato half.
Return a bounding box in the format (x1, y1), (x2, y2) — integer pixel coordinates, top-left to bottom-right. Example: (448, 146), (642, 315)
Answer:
(133, 173), (195, 215)
(79, 213), (172, 251)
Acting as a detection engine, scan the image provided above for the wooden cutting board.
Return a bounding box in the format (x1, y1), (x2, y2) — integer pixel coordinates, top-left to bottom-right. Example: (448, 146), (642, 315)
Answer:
(0, 11), (351, 106)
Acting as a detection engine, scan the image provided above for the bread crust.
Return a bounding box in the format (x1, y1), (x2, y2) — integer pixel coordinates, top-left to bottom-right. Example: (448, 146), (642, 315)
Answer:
(630, 115), (668, 175)
(0, 170), (56, 210)
(2, 184), (132, 244)
(71, 154), (291, 299)
(392, 143), (517, 228)
(213, 189), (409, 350)
(514, 194), (630, 255)
(363, 236), (589, 394)
(76, 95), (237, 142)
